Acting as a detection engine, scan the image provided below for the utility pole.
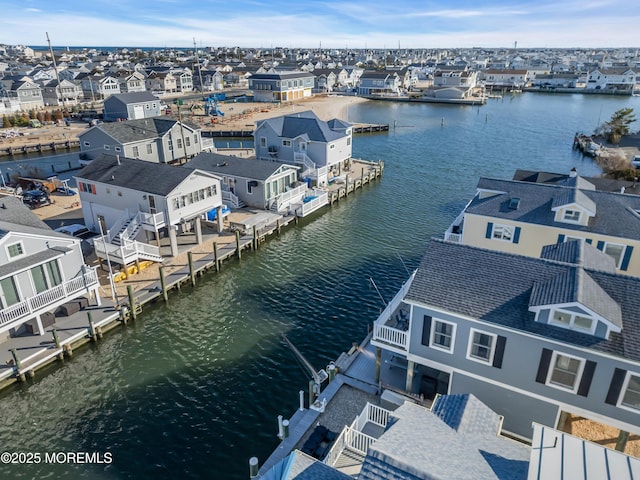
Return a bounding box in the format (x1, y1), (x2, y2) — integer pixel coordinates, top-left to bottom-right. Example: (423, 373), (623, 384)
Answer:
(175, 99), (188, 164)
(193, 37), (205, 99)
(46, 32), (68, 117)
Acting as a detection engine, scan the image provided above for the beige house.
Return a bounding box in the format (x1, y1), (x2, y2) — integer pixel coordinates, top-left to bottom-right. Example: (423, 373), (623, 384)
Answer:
(445, 171), (640, 276)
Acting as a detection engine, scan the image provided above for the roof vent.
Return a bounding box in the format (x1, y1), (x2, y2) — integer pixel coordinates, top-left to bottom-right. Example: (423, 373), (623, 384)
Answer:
(508, 197), (520, 210)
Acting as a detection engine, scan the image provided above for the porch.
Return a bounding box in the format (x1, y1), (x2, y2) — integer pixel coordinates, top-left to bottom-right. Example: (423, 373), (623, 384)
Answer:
(370, 271), (416, 353)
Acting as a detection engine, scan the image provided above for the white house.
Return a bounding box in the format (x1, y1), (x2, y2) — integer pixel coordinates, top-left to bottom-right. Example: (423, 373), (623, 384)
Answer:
(0, 197), (99, 342)
(253, 110), (352, 187)
(75, 154), (224, 262)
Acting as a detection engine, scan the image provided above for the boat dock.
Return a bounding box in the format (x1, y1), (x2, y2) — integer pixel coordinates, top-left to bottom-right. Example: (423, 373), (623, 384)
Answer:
(202, 123), (389, 138)
(0, 159), (383, 390)
(0, 139), (80, 156)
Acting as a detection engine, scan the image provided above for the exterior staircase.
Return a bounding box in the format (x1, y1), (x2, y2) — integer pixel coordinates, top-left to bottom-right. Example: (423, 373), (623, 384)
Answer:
(95, 211), (164, 265)
(222, 189), (245, 209)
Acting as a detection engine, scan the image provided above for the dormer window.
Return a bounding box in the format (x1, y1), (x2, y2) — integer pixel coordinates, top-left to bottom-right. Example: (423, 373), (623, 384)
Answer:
(550, 309), (594, 333)
(563, 209), (581, 222)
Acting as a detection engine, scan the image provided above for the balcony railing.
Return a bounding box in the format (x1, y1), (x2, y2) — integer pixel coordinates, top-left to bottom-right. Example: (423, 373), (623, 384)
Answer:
(444, 232), (462, 243)
(371, 272), (416, 351)
(0, 268), (98, 327)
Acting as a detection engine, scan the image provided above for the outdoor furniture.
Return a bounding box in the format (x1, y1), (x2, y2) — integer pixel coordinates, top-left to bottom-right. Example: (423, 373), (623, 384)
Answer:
(57, 301), (80, 316)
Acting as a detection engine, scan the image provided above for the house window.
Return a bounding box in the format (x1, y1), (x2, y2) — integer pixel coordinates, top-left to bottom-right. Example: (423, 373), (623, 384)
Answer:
(0, 277), (20, 308)
(177, 138), (183, 149)
(282, 140), (291, 147)
(194, 134), (198, 144)
(603, 242), (625, 268)
(185, 137), (191, 147)
(330, 144), (335, 149)
(347, 137), (351, 146)
(146, 144), (153, 154)
(563, 209), (581, 222)
(550, 309), (594, 333)
(260, 137), (267, 147)
(115, 147), (121, 153)
(168, 138), (173, 150)
(430, 319), (456, 353)
(104, 145), (110, 150)
(620, 372), (640, 412)
(132, 146), (139, 157)
(467, 329), (496, 364)
(83, 141), (90, 147)
(7, 242), (24, 258)
(31, 265), (48, 293)
(492, 224), (514, 241)
(547, 352), (585, 392)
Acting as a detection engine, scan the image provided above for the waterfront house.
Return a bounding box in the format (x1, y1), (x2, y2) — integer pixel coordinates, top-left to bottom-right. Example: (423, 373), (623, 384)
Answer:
(480, 69), (530, 90)
(444, 171), (640, 276)
(187, 152), (326, 216)
(0, 196), (99, 342)
(530, 73), (583, 89)
(423, 68), (480, 99)
(193, 69), (224, 92)
(254, 110), (352, 187)
(102, 91), (161, 121)
(79, 117), (212, 163)
(173, 68), (193, 93)
(357, 71), (400, 95)
(74, 154), (224, 261)
(586, 68), (636, 93)
(248, 71), (315, 102)
(371, 238), (640, 441)
(145, 69), (178, 94)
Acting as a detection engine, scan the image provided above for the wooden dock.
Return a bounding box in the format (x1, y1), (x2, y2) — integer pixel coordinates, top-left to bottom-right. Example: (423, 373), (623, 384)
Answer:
(351, 123), (389, 134)
(202, 124), (389, 139)
(0, 139), (80, 156)
(0, 160), (384, 389)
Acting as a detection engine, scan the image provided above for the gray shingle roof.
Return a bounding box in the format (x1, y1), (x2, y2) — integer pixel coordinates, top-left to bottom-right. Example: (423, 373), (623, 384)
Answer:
(75, 153), (200, 196)
(0, 196), (51, 230)
(187, 152), (293, 181)
(539, 240), (616, 272)
(105, 91), (158, 104)
(261, 450), (352, 480)
(469, 177), (640, 239)
(0, 246), (71, 279)
(359, 399), (529, 480)
(84, 118), (189, 144)
(405, 239), (640, 361)
(258, 111), (349, 143)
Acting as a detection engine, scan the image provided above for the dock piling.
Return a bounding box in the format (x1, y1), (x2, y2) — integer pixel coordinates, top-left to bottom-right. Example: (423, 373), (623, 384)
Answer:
(277, 415), (284, 440)
(249, 457), (259, 479)
(188, 252), (196, 286)
(253, 225), (258, 250)
(299, 390), (305, 411)
(308, 379), (315, 407)
(88, 312), (97, 342)
(235, 230), (242, 259)
(282, 419), (289, 439)
(159, 266), (168, 303)
(213, 242), (220, 272)
(127, 286), (137, 321)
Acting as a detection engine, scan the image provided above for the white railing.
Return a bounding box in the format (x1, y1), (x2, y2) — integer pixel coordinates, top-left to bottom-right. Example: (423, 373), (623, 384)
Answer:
(297, 190), (328, 217)
(294, 152), (316, 171)
(273, 184), (307, 212)
(222, 190), (241, 209)
(94, 238), (161, 264)
(373, 324), (408, 350)
(139, 211), (166, 230)
(357, 403), (391, 430)
(201, 137), (215, 151)
(345, 427), (377, 455)
(444, 232), (462, 243)
(0, 269), (98, 326)
(323, 427), (348, 467)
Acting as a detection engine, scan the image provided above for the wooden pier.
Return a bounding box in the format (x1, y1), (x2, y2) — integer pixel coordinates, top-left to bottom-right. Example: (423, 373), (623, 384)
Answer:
(0, 139), (80, 156)
(202, 124), (389, 139)
(0, 159), (384, 389)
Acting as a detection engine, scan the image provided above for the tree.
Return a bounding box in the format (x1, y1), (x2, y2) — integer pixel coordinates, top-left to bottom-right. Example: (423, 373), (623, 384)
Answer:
(601, 108), (636, 144)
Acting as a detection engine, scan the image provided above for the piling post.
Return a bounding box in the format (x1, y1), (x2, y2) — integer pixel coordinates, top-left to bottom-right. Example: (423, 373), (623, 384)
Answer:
(294, 214), (299, 225)
(441, 117), (444, 127)
(213, 242), (220, 272)
(309, 379), (316, 407)
(10, 349), (23, 372)
(249, 457), (259, 479)
(96, 326), (103, 340)
(328, 362), (336, 382)
(127, 285), (137, 321)
(235, 230), (242, 259)
(188, 252), (196, 286)
(299, 390), (305, 411)
(252, 225), (258, 250)
(63, 343), (73, 358)
(276, 219), (281, 235)
(87, 312), (97, 342)
(277, 415), (284, 440)
(52, 329), (61, 349)
(375, 347), (382, 384)
(616, 430), (630, 452)
(282, 419), (290, 439)
(159, 266), (169, 303)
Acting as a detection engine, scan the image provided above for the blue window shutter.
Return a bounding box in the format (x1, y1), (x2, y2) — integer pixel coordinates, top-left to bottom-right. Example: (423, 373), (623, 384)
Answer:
(513, 227), (521, 244)
(421, 316), (432, 346)
(557, 234), (565, 244)
(535, 348), (553, 384)
(577, 360), (597, 397)
(620, 246), (633, 271)
(585, 239), (592, 244)
(606, 368), (627, 405)
(596, 240), (605, 251)
(485, 222), (493, 239)
(492, 336), (507, 369)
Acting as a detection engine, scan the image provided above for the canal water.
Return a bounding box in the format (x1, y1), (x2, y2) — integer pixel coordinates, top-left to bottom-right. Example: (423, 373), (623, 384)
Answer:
(0, 93), (638, 479)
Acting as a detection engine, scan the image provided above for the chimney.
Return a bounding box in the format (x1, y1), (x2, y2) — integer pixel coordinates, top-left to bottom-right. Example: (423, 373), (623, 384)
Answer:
(569, 167), (577, 178)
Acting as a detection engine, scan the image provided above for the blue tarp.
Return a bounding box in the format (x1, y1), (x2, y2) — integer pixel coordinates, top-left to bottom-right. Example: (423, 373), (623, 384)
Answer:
(207, 205), (230, 220)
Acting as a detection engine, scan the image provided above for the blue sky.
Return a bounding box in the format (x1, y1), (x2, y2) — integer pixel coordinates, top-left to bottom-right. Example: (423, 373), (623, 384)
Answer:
(1, 0), (638, 49)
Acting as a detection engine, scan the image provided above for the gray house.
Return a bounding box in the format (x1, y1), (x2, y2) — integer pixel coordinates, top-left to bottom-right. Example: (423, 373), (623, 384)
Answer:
(102, 91), (161, 121)
(0, 197), (100, 342)
(254, 111), (352, 187)
(79, 118), (213, 163)
(371, 238), (640, 441)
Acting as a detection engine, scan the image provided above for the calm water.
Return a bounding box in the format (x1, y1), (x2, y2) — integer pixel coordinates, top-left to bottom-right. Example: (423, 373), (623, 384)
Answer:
(1, 93), (638, 479)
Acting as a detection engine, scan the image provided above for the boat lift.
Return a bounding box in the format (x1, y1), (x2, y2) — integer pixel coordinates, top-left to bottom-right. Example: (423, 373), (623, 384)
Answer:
(282, 334), (328, 406)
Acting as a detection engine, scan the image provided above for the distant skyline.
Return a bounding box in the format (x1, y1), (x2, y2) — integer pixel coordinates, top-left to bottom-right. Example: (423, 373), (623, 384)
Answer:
(1, 0), (639, 50)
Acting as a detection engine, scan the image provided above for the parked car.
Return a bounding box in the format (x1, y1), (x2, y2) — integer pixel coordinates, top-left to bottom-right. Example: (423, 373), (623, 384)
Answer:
(632, 155), (640, 169)
(54, 224), (92, 239)
(22, 189), (51, 209)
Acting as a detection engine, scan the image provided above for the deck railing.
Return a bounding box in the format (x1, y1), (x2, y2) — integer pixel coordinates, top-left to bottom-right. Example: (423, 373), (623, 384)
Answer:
(444, 232), (462, 243)
(298, 190), (328, 217)
(373, 324), (408, 350)
(0, 268), (98, 326)
(323, 428), (348, 467)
